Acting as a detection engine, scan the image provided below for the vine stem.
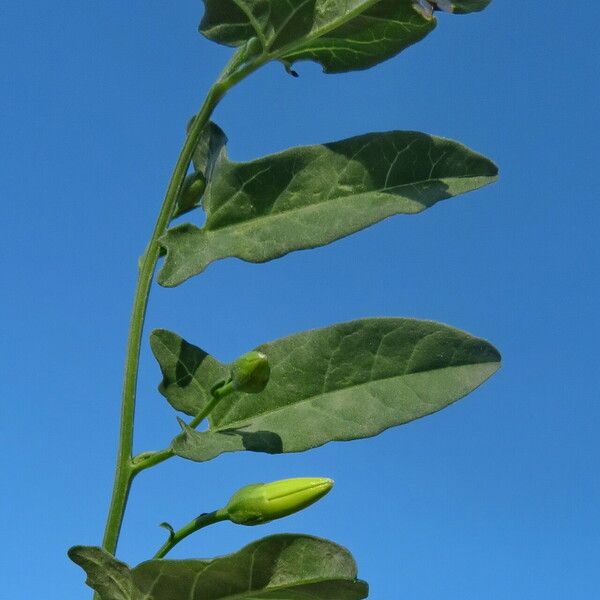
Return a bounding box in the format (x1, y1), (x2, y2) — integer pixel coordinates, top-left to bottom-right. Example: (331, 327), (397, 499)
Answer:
(153, 510), (228, 559)
(130, 380), (235, 474)
(98, 50), (266, 577)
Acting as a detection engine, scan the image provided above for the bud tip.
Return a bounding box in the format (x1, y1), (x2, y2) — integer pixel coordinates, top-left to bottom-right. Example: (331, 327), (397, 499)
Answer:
(224, 477), (334, 526)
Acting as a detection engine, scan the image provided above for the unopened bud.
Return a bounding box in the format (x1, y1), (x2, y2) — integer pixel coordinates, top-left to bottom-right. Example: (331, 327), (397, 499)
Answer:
(244, 36), (263, 59)
(224, 477), (334, 526)
(176, 172), (206, 216)
(231, 351), (270, 393)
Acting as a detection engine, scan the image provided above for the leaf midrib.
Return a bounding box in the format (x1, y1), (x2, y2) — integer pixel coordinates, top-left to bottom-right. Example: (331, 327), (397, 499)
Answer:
(267, 0), (390, 59)
(135, 573), (360, 600)
(210, 360), (499, 430)
(233, 0), (269, 47)
(213, 0), (428, 64)
(82, 554), (132, 600)
(204, 171), (494, 234)
(195, 576), (362, 600)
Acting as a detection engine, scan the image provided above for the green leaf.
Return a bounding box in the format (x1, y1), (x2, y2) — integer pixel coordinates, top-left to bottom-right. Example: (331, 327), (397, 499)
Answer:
(158, 130), (497, 287)
(169, 318), (500, 462)
(70, 535), (368, 599)
(133, 535), (367, 600)
(200, 0), (437, 74)
(150, 329), (228, 416)
(68, 546), (134, 600)
(449, 0), (493, 14)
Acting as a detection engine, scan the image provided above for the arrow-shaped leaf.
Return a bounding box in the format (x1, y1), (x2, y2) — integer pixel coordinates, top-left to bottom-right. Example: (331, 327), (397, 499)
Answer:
(201, 0), (437, 74)
(70, 535), (368, 600)
(158, 318), (500, 462)
(199, 1), (493, 75)
(158, 130), (497, 287)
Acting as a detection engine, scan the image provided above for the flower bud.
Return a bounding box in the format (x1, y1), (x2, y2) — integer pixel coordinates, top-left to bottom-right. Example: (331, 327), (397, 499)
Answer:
(244, 36), (263, 59)
(231, 351), (270, 393)
(176, 172), (206, 216)
(224, 477), (334, 526)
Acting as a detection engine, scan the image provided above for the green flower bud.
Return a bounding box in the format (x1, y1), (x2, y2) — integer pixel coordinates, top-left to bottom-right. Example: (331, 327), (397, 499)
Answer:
(175, 172), (206, 216)
(231, 351), (270, 393)
(243, 36), (263, 59)
(224, 477), (334, 526)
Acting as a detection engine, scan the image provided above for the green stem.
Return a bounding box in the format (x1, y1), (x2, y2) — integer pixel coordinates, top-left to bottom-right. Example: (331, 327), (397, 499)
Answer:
(99, 86), (222, 559)
(98, 50), (267, 570)
(131, 381), (235, 474)
(153, 510), (229, 559)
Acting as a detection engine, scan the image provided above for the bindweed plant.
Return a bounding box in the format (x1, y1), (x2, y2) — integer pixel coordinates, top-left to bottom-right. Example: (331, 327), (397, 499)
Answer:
(69, 1), (500, 598)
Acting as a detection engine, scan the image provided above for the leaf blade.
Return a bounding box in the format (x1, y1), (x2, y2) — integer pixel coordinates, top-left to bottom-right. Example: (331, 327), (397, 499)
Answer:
(68, 546), (134, 600)
(150, 329), (228, 416)
(158, 131), (497, 287)
(132, 534), (368, 600)
(200, 1), (492, 73)
(450, 0), (493, 14)
(200, 0), (437, 74)
(275, 1), (437, 74)
(170, 318), (500, 462)
(69, 536), (366, 599)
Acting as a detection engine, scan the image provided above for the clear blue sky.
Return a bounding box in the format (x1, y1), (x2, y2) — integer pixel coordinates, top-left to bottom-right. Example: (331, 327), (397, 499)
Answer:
(2, 2), (599, 598)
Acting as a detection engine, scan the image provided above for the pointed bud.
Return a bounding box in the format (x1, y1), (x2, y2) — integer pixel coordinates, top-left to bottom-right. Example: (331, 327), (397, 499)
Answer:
(243, 36), (263, 59)
(224, 477), (334, 526)
(231, 351), (270, 393)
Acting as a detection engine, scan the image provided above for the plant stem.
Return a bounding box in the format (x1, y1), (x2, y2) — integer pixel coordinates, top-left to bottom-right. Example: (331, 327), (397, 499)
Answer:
(131, 381), (235, 474)
(153, 510), (228, 559)
(99, 85), (223, 559)
(98, 51), (267, 573)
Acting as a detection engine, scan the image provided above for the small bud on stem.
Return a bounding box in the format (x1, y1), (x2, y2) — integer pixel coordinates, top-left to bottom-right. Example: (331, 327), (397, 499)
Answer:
(175, 172), (206, 216)
(231, 350), (270, 393)
(224, 477), (334, 526)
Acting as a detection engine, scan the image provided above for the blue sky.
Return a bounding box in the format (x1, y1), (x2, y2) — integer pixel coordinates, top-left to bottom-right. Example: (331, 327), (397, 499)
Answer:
(2, 1), (599, 598)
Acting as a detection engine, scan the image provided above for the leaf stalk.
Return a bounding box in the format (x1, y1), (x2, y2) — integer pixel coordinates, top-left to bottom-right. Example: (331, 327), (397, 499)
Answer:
(130, 379), (235, 475)
(153, 510), (228, 559)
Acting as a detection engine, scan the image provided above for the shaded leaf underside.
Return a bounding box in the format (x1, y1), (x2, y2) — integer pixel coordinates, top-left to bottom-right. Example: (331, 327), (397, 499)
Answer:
(200, 0), (492, 73)
(70, 535), (368, 600)
(68, 547), (134, 600)
(200, 0), (437, 73)
(150, 319), (500, 462)
(150, 329), (226, 416)
(450, 0), (492, 14)
(158, 131), (497, 287)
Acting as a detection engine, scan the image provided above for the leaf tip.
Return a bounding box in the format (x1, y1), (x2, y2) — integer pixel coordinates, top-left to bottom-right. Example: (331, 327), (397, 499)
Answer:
(159, 521), (176, 541)
(67, 545), (82, 562)
(282, 61), (299, 78)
